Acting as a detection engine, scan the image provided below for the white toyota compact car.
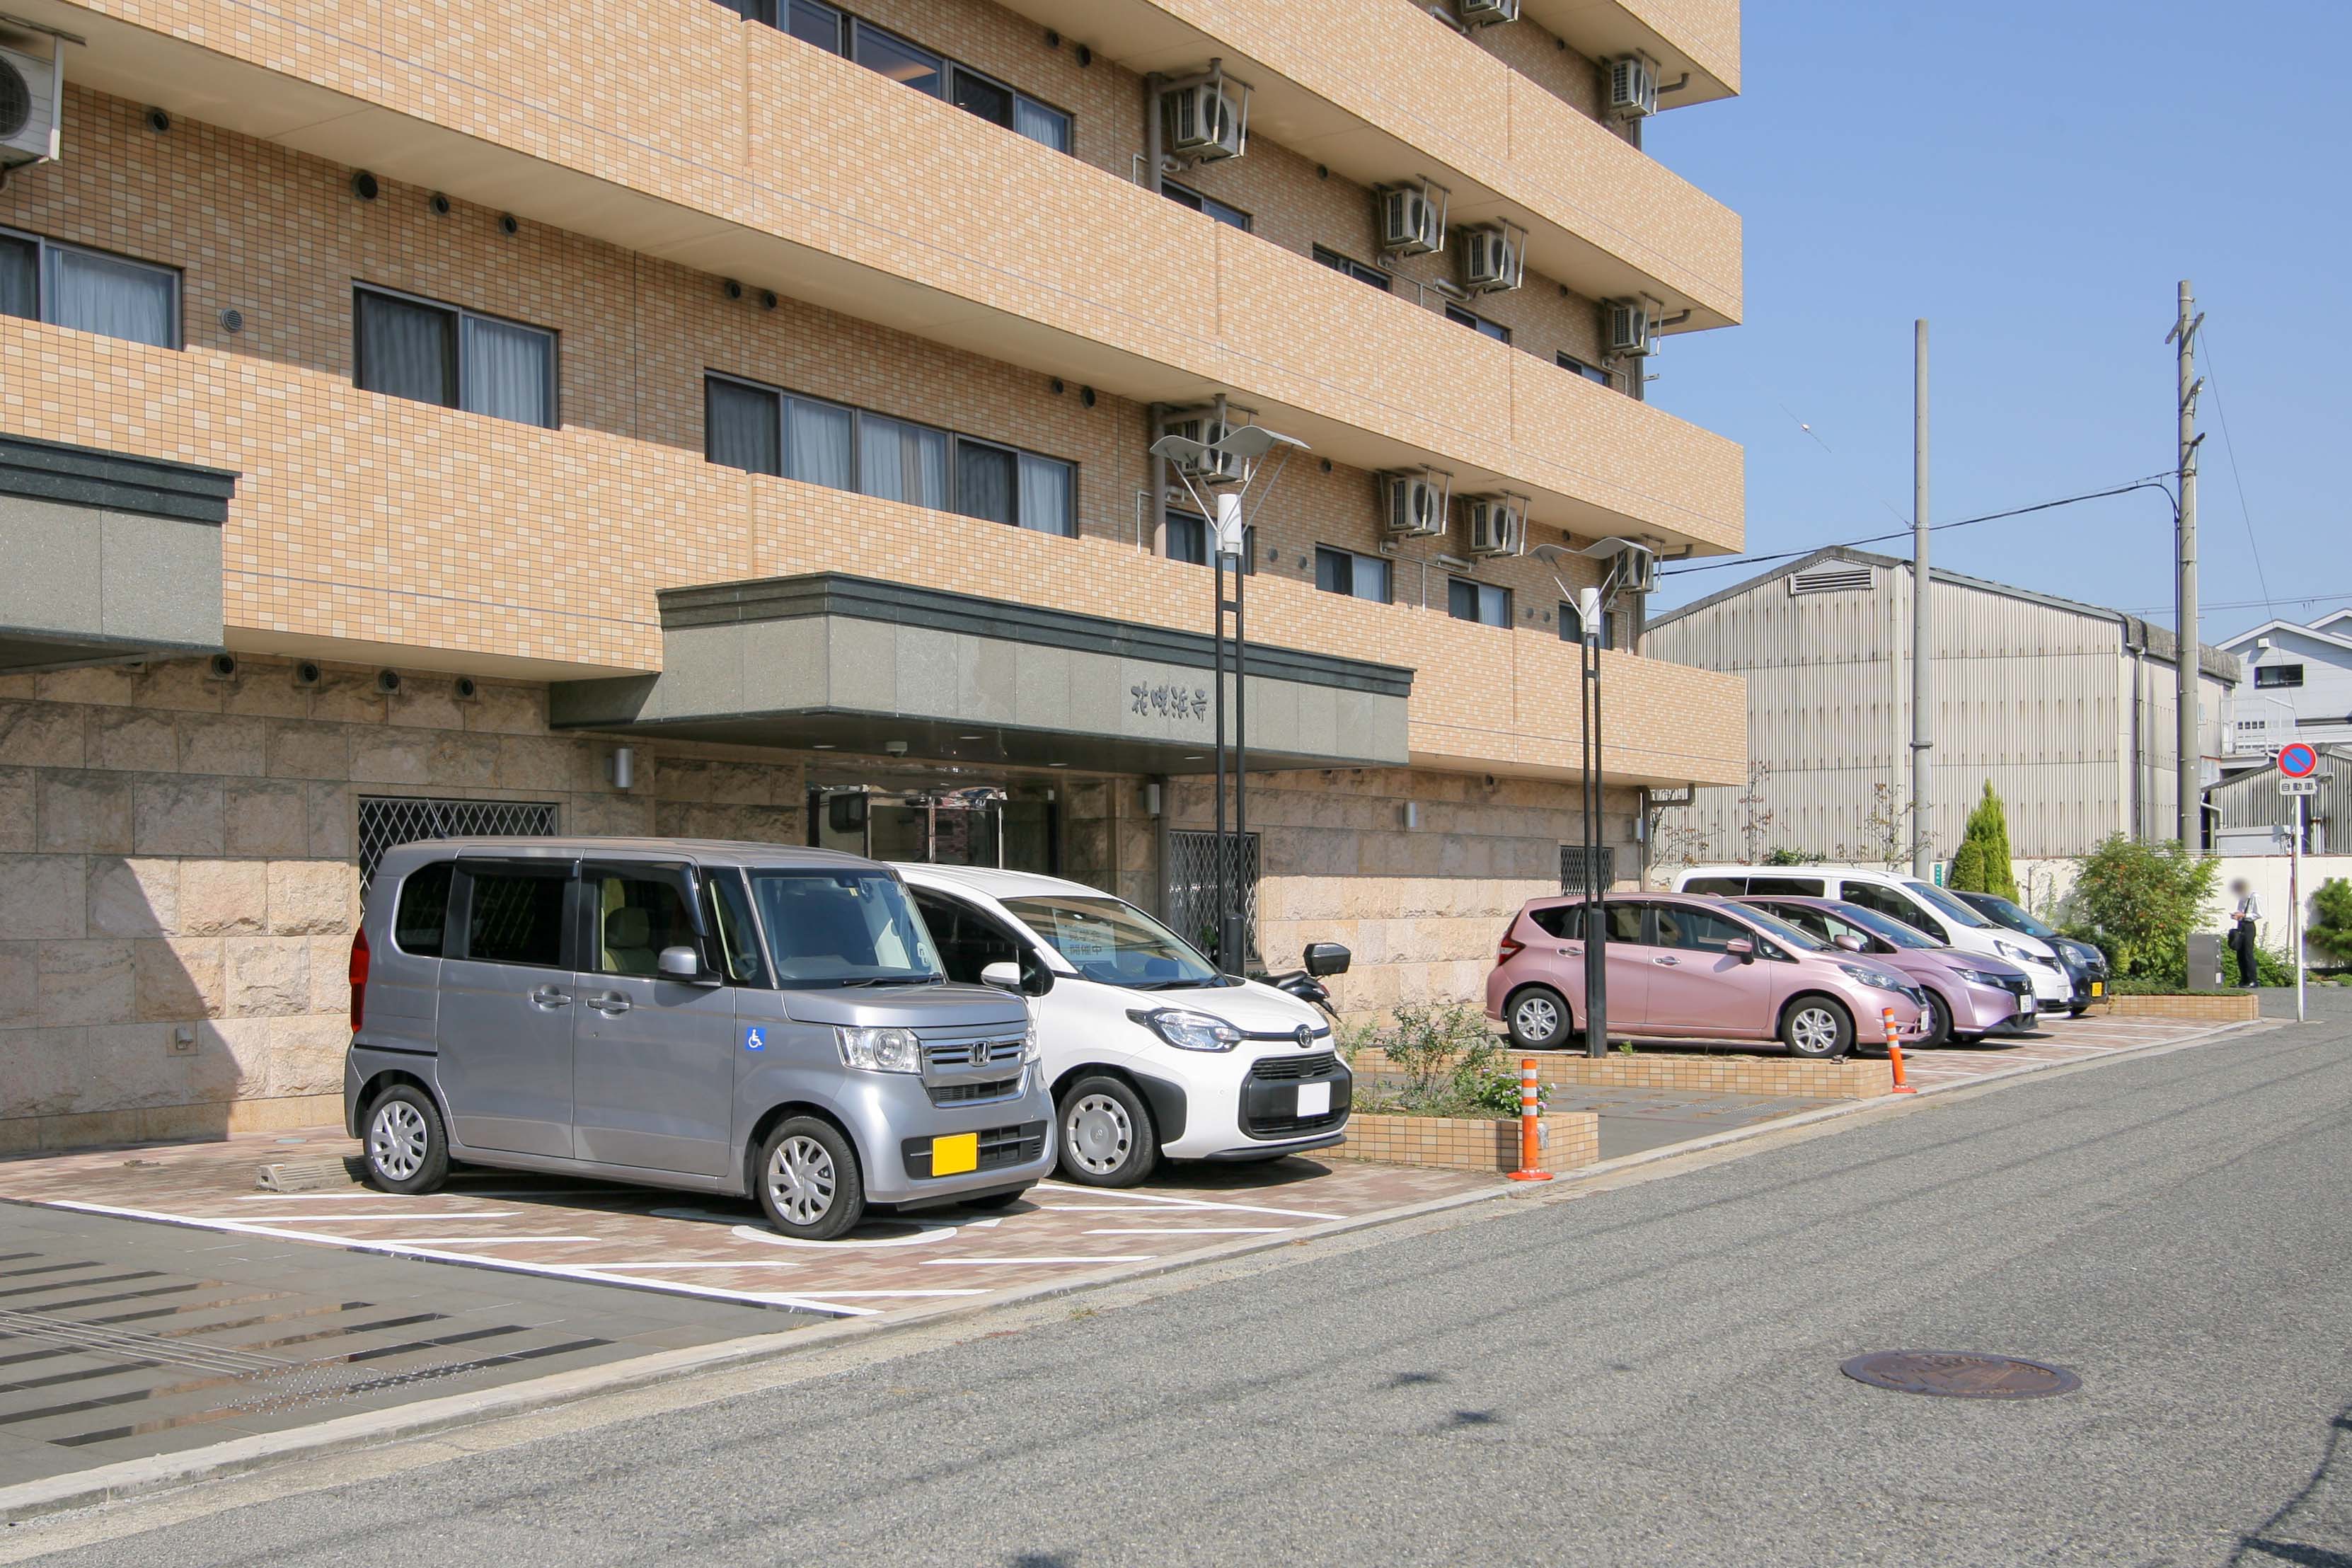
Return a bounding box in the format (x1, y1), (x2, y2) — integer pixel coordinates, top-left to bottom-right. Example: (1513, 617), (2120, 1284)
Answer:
(897, 865), (1351, 1187)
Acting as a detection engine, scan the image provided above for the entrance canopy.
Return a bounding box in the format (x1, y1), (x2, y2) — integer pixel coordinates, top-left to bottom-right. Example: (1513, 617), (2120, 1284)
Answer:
(0, 434), (233, 671)
(549, 572), (1412, 773)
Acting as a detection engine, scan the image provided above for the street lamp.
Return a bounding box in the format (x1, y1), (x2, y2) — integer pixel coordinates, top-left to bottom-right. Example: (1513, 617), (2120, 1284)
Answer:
(1149, 420), (1308, 972)
(1532, 537), (1656, 1056)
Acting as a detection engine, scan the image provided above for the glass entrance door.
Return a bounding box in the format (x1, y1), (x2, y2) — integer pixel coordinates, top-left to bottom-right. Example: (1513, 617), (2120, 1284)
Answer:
(811, 786), (1053, 872)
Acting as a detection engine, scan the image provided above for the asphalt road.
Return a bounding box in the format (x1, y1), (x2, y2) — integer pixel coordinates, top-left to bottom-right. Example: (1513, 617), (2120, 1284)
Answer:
(19, 1000), (2352, 1567)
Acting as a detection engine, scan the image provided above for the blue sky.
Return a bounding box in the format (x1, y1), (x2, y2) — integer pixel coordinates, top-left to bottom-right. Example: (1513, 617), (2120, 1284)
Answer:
(1643, 0), (2349, 643)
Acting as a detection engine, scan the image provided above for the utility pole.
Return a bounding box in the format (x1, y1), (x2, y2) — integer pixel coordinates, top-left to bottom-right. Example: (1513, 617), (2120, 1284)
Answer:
(1910, 319), (1933, 880)
(2168, 282), (2204, 847)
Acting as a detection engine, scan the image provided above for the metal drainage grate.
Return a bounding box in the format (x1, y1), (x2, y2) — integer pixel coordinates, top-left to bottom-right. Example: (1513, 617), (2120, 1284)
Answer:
(1841, 1351), (2081, 1400)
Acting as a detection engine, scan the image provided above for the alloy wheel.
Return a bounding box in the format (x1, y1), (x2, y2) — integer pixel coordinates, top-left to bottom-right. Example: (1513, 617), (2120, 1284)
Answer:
(1514, 994), (1560, 1042)
(1066, 1093), (1134, 1177)
(766, 1135), (838, 1227)
(1791, 1005), (1840, 1056)
(369, 1101), (428, 1182)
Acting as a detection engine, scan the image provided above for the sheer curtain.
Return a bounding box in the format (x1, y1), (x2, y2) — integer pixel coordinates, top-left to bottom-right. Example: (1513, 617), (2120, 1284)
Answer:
(460, 315), (555, 427)
(858, 415), (947, 509)
(1013, 98), (1071, 153)
(357, 292), (455, 408)
(1017, 454), (1074, 536)
(0, 237), (35, 322)
(955, 442), (1015, 526)
(788, 398), (854, 490)
(706, 379), (782, 475)
(47, 248), (177, 348)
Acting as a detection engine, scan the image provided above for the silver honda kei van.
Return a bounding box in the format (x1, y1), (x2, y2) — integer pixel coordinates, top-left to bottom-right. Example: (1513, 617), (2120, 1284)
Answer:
(342, 838), (1052, 1240)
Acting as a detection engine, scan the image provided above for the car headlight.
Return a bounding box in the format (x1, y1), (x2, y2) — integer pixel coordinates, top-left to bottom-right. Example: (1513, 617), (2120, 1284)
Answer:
(1022, 1016), (1042, 1066)
(1128, 1007), (1242, 1052)
(1836, 962), (1909, 993)
(1954, 967), (2007, 986)
(836, 1025), (922, 1074)
(1995, 940), (2051, 968)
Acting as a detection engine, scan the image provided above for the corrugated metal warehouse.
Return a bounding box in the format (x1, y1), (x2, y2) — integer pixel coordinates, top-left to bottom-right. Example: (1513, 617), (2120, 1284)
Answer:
(1643, 547), (2241, 863)
(2212, 744), (2350, 855)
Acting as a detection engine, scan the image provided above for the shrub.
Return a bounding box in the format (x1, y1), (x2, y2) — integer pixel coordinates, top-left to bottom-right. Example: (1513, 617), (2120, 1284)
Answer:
(2311, 878), (2352, 965)
(1947, 782), (2018, 901)
(2070, 835), (2219, 980)
(1344, 1003), (1542, 1119)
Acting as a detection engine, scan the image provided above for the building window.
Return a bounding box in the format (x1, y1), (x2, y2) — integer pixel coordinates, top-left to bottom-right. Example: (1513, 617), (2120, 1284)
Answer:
(0, 228), (180, 350)
(1315, 546), (1390, 604)
(1557, 600), (1614, 648)
(1166, 511), (1208, 565)
(354, 286), (557, 428)
(1445, 304), (1510, 343)
(704, 372), (1076, 534)
(832, 18), (1072, 151)
(2255, 664), (2305, 689)
(1163, 181), (1252, 231)
(1557, 352), (1611, 387)
(1313, 247), (1391, 290)
(1449, 578), (1511, 627)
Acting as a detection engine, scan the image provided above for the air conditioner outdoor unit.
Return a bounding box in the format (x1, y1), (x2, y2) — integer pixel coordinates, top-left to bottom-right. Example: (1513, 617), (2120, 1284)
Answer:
(0, 38), (66, 172)
(1461, 494), (1528, 558)
(1459, 223), (1523, 294)
(1458, 0), (1521, 25)
(1160, 410), (1241, 482)
(1160, 72), (1248, 163)
(1606, 299), (1660, 357)
(1608, 54), (1659, 120)
(1379, 181), (1450, 257)
(1380, 469), (1449, 539)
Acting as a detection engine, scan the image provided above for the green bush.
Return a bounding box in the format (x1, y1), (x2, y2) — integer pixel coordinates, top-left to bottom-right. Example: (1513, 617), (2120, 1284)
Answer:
(2070, 836), (2219, 980)
(1947, 782), (2018, 901)
(2311, 878), (2352, 965)
(1342, 1003), (1543, 1119)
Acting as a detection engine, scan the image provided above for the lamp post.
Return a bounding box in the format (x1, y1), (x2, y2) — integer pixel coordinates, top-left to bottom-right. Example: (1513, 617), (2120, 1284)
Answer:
(1148, 422), (1306, 973)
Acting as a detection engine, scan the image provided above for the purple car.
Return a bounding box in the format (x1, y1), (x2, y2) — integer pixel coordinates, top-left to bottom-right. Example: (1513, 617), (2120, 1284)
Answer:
(1735, 896), (2039, 1047)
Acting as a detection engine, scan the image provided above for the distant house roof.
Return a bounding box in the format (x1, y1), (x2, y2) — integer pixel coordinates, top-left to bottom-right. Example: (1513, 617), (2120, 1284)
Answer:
(1649, 546), (2243, 684)
(2216, 616), (2352, 659)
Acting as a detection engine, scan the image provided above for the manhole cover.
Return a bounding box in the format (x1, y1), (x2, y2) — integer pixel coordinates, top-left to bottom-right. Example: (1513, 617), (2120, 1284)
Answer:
(1841, 1351), (2080, 1400)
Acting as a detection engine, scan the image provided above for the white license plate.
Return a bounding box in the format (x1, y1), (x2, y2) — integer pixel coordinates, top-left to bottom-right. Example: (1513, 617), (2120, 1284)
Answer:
(1296, 1082), (1332, 1117)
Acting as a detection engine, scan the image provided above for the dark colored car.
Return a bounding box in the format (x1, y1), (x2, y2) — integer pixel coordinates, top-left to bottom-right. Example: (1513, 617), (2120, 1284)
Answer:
(1951, 892), (2109, 1015)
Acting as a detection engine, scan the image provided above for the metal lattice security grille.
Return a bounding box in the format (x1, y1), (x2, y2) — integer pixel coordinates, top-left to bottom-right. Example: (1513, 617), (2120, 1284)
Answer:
(1560, 844), (1618, 895)
(357, 797), (558, 889)
(1168, 829), (1259, 967)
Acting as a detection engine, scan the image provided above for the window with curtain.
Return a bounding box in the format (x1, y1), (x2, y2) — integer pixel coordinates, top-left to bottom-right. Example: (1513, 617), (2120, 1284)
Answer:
(955, 439), (1017, 526)
(1449, 578), (1510, 627)
(1316, 546), (1390, 604)
(1445, 304), (1511, 344)
(788, 397), (854, 490)
(1013, 96), (1072, 152)
(1313, 247), (1391, 291)
(858, 413), (949, 509)
(1017, 454), (1074, 536)
(707, 378), (783, 475)
(1163, 182), (1252, 231)
(0, 230), (180, 350)
(1165, 512), (1209, 565)
(354, 286), (555, 429)
(1558, 601), (1615, 647)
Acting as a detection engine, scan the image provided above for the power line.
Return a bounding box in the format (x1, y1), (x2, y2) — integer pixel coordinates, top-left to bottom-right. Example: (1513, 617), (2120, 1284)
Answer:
(1661, 476), (2179, 579)
(2121, 591), (2352, 618)
(2196, 327), (2276, 621)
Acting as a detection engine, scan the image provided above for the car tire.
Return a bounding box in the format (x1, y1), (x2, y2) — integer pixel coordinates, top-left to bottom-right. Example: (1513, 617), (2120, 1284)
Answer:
(756, 1117), (865, 1240)
(2068, 1003), (2092, 1018)
(1917, 991), (1953, 1049)
(362, 1083), (449, 1196)
(959, 1189), (1029, 1211)
(1057, 1075), (1157, 1188)
(1780, 996), (1855, 1061)
(1504, 986), (1573, 1051)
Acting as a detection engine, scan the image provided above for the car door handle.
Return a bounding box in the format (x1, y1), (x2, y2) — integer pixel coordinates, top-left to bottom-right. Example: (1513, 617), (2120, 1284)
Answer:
(587, 993), (632, 1015)
(529, 986), (572, 1008)
(1652, 956), (1680, 967)
(1559, 945), (1581, 956)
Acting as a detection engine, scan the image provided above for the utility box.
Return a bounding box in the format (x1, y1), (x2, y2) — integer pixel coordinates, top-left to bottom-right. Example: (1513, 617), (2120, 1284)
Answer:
(2186, 932), (2227, 991)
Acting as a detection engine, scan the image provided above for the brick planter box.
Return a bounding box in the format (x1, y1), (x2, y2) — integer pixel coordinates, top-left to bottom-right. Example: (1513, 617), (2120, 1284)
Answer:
(1349, 1048), (1893, 1101)
(2096, 993), (2261, 1022)
(1330, 1111), (1600, 1175)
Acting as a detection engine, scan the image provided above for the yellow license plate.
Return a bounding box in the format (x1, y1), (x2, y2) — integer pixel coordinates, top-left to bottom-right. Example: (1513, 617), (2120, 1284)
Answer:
(931, 1133), (979, 1177)
(2090, 981), (2103, 997)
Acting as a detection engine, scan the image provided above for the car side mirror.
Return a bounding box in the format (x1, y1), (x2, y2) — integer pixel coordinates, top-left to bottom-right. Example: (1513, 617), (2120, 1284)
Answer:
(1833, 933), (1864, 954)
(658, 945), (715, 983)
(1303, 942), (1351, 977)
(979, 960), (1022, 991)
(1724, 938), (1755, 963)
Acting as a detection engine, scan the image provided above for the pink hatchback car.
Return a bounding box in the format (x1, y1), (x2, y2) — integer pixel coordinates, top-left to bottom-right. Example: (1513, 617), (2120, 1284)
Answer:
(1484, 893), (1930, 1059)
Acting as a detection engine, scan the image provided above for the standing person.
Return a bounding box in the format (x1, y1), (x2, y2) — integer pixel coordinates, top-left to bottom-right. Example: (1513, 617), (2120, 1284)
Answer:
(2229, 880), (2264, 988)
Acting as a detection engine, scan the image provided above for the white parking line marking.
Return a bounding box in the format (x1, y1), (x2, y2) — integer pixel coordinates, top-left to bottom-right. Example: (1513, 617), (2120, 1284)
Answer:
(372, 1235), (601, 1246)
(1042, 1196), (1343, 1221)
(191, 1211), (522, 1222)
(588, 1262), (803, 1271)
(1082, 1227), (1284, 1235)
(803, 1290), (990, 1298)
(921, 1256), (1153, 1266)
(726, 1223), (962, 1250)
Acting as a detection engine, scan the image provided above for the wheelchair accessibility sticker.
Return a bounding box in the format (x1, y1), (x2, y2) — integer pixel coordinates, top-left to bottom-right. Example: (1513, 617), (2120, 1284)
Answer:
(744, 1025), (767, 1052)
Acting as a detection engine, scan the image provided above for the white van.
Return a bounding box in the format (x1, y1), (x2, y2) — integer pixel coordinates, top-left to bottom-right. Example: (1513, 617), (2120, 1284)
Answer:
(897, 865), (1350, 1187)
(1669, 865), (2073, 1010)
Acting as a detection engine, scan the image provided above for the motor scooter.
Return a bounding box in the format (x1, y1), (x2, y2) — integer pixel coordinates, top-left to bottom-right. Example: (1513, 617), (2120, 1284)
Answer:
(1261, 941), (1350, 1021)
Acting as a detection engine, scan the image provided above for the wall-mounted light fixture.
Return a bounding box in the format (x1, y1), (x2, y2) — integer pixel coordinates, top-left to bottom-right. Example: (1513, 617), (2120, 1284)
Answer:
(611, 745), (635, 790)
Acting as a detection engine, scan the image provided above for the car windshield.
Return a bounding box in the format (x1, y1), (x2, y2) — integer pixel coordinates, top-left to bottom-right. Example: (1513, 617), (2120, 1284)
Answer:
(749, 870), (944, 987)
(1830, 902), (1939, 950)
(1001, 894), (1222, 988)
(1727, 904), (1827, 953)
(1903, 880), (1995, 928)
(1964, 892), (2056, 938)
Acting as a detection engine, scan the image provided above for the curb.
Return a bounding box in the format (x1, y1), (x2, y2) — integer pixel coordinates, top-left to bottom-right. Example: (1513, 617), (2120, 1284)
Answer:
(0, 1013), (2276, 1524)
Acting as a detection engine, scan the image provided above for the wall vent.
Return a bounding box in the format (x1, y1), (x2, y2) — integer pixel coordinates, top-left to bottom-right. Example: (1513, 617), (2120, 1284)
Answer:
(1787, 565), (1877, 596)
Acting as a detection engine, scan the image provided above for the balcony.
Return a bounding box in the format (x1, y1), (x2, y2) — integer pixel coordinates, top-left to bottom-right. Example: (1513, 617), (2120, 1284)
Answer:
(24, 0), (1741, 556)
(0, 314), (1746, 786)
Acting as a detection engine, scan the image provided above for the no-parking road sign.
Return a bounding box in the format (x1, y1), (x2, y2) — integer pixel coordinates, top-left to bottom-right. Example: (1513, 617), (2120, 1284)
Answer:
(2278, 742), (2320, 779)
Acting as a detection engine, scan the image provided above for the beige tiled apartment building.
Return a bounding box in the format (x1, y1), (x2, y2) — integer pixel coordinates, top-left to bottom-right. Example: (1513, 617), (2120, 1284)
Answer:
(0, 0), (1746, 1147)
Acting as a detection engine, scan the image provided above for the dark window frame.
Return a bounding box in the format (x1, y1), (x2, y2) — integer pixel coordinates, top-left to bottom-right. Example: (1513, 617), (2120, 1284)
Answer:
(2254, 664), (2305, 689)
(1557, 600), (1615, 648)
(734, 6), (1074, 151)
(0, 224), (185, 350)
(1449, 577), (1511, 627)
(451, 858), (578, 971)
(1557, 351), (1612, 387)
(1313, 246), (1392, 290)
(1162, 180), (1253, 231)
(1315, 544), (1392, 604)
(1444, 302), (1510, 343)
(352, 282), (560, 430)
